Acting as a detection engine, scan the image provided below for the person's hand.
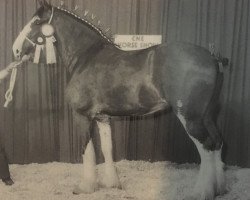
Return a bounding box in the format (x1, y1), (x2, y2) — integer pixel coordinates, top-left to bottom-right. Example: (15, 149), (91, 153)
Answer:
(21, 55), (30, 62)
(6, 55), (30, 71)
(6, 61), (20, 71)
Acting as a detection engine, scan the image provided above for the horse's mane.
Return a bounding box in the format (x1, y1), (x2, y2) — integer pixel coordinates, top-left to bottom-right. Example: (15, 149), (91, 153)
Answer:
(55, 6), (118, 47)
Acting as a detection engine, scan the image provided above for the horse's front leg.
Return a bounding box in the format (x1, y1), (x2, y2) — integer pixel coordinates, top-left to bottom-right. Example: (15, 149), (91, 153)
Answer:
(72, 114), (97, 194)
(96, 117), (121, 189)
(73, 139), (97, 194)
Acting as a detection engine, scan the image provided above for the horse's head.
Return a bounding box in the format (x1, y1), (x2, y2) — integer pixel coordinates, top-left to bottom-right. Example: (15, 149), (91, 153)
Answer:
(13, 0), (116, 66)
(13, 1), (55, 62)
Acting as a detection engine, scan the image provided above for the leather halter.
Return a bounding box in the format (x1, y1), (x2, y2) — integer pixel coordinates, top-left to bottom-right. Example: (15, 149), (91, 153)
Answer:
(24, 7), (57, 64)
(25, 7), (54, 45)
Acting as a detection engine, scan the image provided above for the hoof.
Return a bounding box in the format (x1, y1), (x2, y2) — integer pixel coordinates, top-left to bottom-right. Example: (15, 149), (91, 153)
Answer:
(73, 182), (97, 194)
(216, 174), (227, 195)
(101, 178), (122, 189)
(100, 173), (122, 189)
(185, 193), (214, 200)
(216, 183), (227, 196)
(2, 177), (14, 186)
(184, 194), (198, 200)
(193, 183), (215, 200)
(101, 165), (122, 189)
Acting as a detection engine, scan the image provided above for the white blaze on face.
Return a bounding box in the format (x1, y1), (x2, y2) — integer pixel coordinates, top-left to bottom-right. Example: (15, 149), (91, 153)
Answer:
(12, 16), (40, 60)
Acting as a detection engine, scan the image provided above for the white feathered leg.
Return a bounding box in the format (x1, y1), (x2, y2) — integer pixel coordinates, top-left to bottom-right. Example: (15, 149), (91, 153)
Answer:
(191, 137), (216, 200)
(215, 148), (226, 195)
(97, 120), (121, 188)
(73, 139), (97, 194)
(176, 101), (225, 200)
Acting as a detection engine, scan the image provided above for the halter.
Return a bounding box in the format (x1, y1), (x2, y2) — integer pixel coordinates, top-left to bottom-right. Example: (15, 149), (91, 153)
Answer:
(48, 7), (54, 24)
(4, 8), (56, 108)
(25, 7), (57, 64)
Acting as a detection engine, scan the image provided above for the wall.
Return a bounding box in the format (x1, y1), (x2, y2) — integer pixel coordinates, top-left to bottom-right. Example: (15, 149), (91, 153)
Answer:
(0, 0), (249, 167)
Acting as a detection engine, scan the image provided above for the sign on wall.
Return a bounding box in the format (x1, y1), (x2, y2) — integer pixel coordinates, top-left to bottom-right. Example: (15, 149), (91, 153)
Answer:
(114, 35), (162, 51)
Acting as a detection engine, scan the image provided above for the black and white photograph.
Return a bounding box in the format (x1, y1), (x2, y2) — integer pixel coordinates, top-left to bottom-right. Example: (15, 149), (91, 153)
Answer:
(0, 0), (250, 199)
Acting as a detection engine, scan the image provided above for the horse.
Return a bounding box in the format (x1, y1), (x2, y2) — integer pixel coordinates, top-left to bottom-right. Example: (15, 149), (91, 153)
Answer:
(12, 1), (227, 199)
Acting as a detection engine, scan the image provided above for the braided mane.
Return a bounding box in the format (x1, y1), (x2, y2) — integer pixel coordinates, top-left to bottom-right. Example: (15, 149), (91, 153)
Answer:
(55, 6), (118, 47)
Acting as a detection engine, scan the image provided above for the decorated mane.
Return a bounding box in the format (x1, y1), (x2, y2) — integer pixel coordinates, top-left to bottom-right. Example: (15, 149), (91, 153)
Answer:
(55, 6), (118, 47)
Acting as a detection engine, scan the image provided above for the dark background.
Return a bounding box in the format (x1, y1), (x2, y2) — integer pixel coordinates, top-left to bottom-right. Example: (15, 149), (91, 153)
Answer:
(0, 0), (249, 167)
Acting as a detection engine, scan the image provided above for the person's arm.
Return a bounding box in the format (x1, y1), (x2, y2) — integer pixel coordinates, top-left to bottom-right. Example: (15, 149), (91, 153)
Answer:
(0, 56), (30, 82)
(0, 62), (19, 81)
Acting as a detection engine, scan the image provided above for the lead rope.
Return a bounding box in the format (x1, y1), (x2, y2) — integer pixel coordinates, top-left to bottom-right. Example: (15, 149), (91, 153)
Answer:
(4, 55), (30, 108)
(4, 64), (20, 107)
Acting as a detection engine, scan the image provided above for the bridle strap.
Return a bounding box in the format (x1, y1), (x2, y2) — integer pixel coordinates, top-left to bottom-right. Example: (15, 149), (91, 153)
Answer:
(48, 7), (54, 24)
(25, 7), (54, 45)
(25, 36), (36, 46)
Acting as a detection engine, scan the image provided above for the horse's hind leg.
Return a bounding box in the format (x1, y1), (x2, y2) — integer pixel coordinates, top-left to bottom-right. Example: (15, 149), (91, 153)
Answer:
(203, 114), (226, 195)
(175, 101), (224, 200)
(183, 120), (216, 200)
(96, 118), (121, 188)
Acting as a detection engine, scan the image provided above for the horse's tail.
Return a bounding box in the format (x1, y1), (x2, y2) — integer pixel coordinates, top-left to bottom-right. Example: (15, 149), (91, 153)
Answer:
(202, 55), (226, 149)
(209, 43), (229, 71)
(206, 56), (224, 117)
(213, 54), (229, 73)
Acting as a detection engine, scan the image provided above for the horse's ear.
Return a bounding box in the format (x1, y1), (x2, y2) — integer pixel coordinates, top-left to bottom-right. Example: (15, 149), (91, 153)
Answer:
(38, 0), (50, 9)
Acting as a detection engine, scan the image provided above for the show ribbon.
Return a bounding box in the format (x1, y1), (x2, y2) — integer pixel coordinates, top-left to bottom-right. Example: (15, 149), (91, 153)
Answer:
(33, 44), (44, 64)
(45, 36), (57, 64)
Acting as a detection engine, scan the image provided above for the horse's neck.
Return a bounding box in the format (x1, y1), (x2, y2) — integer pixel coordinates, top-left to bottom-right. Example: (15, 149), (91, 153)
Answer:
(53, 12), (106, 73)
